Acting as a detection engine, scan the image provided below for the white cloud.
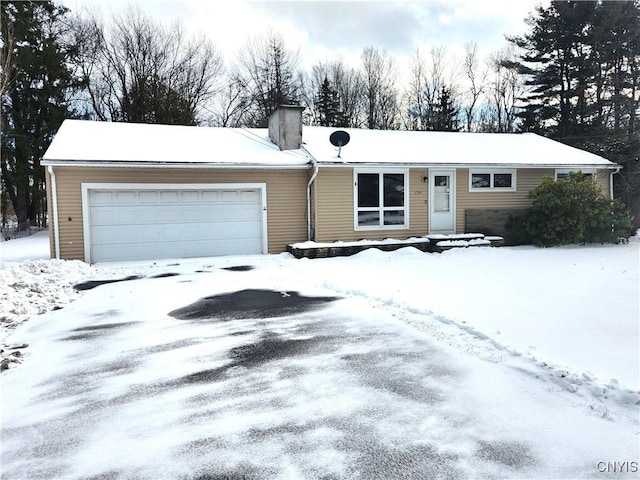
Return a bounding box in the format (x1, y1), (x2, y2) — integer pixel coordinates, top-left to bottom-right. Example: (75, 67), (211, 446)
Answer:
(61, 0), (546, 75)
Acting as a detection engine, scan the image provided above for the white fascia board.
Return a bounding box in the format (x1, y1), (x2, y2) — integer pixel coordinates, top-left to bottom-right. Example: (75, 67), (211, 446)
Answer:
(40, 160), (311, 169)
(317, 162), (620, 170)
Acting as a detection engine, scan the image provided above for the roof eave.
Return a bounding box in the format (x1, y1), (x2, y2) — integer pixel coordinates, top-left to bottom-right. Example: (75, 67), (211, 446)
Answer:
(41, 160), (312, 169)
(316, 161), (620, 169)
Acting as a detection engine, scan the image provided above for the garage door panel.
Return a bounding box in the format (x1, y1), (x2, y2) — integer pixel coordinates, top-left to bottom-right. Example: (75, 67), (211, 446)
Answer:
(138, 191), (158, 203)
(160, 206), (182, 223)
(115, 191), (137, 204)
(90, 207), (117, 225)
(88, 186), (264, 262)
(200, 191), (220, 202)
(91, 191), (115, 205)
(91, 225), (121, 244)
(239, 190), (260, 203)
(181, 191), (199, 203)
(181, 208), (205, 222)
(220, 191), (239, 203)
(160, 191), (179, 203)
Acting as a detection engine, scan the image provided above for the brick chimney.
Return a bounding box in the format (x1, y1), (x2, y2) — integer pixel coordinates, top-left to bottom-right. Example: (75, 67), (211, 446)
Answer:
(268, 105), (304, 150)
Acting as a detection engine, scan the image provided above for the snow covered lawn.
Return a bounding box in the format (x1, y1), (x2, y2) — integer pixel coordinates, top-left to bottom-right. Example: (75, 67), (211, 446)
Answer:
(1, 236), (638, 479)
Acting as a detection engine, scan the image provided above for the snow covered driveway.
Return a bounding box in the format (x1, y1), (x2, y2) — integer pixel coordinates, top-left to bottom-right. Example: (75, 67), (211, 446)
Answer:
(1, 249), (638, 480)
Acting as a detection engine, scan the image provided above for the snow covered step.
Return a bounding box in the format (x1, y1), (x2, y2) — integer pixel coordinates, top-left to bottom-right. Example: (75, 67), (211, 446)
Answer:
(426, 233), (485, 242)
(434, 238), (492, 252)
(288, 238), (432, 259)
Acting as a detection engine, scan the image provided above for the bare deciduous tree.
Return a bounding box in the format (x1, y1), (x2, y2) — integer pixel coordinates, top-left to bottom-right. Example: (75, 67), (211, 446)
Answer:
(484, 46), (525, 132)
(207, 76), (251, 127)
(233, 30), (303, 127)
(462, 41), (487, 132)
(403, 46), (461, 131)
(71, 6), (223, 125)
(361, 46), (399, 129)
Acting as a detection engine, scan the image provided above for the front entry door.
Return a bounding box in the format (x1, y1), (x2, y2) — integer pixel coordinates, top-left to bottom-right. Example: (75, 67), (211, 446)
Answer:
(429, 170), (456, 233)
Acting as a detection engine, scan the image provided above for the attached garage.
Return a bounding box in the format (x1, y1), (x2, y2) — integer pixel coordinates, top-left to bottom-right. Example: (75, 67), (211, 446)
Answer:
(82, 183), (267, 263)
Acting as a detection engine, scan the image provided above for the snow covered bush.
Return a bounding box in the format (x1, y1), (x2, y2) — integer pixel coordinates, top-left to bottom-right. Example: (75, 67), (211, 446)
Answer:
(508, 172), (632, 247)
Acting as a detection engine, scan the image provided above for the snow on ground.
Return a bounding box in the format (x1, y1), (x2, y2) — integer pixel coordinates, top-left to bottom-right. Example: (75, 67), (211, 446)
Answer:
(0, 231), (98, 368)
(0, 233), (639, 478)
(0, 229), (50, 261)
(304, 241), (640, 391)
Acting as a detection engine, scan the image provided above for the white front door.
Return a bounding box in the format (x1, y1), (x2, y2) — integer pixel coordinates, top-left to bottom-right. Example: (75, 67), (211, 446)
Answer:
(429, 170), (456, 233)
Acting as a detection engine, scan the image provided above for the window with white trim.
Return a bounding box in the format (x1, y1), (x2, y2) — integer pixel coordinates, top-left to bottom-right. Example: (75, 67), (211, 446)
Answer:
(354, 170), (408, 229)
(555, 169), (594, 180)
(469, 169), (516, 192)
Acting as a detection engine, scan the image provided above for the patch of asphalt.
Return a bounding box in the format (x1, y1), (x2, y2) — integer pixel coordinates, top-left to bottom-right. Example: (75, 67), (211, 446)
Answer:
(72, 265), (253, 292)
(72, 275), (143, 291)
(150, 272), (180, 279)
(475, 440), (537, 469)
(168, 289), (341, 321)
(177, 334), (328, 386)
(221, 265), (255, 272)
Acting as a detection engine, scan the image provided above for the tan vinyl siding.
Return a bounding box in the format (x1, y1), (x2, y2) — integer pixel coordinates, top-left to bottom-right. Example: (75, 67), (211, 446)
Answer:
(52, 167), (309, 260)
(456, 168), (612, 232)
(456, 168), (554, 233)
(314, 167), (428, 243)
(595, 170), (610, 195)
(44, 167), (54, 258)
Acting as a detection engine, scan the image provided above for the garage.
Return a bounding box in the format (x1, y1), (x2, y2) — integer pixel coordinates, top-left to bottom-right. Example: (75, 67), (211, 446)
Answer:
(82, 183), (267, 263)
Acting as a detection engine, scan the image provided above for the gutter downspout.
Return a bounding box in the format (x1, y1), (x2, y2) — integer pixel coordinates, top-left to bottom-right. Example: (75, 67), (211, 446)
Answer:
(306, 158), (319, 241)
(48, 166), (60, 259)
(610, 166), (621, 200)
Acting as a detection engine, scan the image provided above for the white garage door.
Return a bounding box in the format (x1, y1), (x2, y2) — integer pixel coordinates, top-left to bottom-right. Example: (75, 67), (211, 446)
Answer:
(85, 184), (265, 263)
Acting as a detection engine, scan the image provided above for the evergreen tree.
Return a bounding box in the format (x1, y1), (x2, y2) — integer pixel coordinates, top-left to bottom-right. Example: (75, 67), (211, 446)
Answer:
(1, 1), (78, 230)
(432, 86), (460, 131)
(508, 1), (597, 137)
(410, 85), (460, 131)
(509, 0), (640, 229)
(315, 77), (343, 127)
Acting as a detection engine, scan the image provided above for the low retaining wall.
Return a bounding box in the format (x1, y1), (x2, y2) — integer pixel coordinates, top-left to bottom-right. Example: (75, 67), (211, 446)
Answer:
(464, 208), (527, 245)
(287, 240), (432, 259)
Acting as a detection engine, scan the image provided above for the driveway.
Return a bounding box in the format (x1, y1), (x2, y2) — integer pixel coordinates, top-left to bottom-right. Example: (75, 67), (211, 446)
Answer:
(0, 261), (635, 479)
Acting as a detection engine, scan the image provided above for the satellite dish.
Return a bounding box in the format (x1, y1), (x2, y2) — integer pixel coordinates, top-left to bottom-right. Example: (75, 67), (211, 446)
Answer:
(329, 130), (350, 158)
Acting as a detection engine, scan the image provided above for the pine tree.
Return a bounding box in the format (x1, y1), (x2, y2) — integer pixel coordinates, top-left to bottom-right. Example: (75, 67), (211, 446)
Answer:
(431, 86), (460, 131)
(509, 0), (640, 229)
(1, 1), (78, 230)
(315, 77), (343, 127)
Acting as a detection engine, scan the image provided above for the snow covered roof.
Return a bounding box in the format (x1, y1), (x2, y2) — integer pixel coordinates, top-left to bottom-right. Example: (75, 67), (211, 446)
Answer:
(299, 126), (618, 169)
(42, 119), (312, 168)
(43, 119), (617, 170)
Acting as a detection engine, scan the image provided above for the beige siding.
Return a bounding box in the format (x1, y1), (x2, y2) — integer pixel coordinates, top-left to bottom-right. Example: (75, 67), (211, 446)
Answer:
(455, 168), (553, 232)
(51, 167), (309, 261)
(44, 167), (55, 258)
(456, 169), (612, 232)
(595, 170), (610, 196)
(314, 167), (429, 243)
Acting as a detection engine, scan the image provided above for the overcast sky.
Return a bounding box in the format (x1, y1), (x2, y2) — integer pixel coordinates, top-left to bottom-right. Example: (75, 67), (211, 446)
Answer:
(61, 0), (548, 73)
